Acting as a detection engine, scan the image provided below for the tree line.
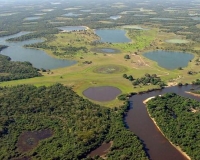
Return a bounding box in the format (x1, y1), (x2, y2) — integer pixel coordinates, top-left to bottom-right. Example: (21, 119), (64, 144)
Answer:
(147, 93), (200, 160)
(0, 54), (41, 82)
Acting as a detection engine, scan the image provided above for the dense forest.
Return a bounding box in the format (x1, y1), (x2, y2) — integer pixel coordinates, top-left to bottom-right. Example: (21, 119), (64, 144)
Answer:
(0, 54), (41, 82)
(0, 84), (148, 160)
(147, 93), (200, 160)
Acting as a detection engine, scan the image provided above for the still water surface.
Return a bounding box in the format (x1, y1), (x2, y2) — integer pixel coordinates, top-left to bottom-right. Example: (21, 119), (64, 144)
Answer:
(0, 32), (76, 69)
(126, 85), (199, 160)
(143, 50), (194, 70)
(95, 29), (131, 43)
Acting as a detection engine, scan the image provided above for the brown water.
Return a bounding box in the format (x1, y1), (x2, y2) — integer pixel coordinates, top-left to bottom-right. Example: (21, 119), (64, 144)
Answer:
(17, 129), (53, 153)
(126, 85), (200, 160)
(83, 86), (122, 101)
(89, 142), (112, 157)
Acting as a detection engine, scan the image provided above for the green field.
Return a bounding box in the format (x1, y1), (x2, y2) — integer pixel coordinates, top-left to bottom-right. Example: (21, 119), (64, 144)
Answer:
(1, 28), (200, 107)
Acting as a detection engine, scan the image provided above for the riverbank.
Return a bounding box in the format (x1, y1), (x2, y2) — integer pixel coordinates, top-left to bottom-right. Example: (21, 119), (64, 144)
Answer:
(186, 91), (200, 97)
(143, 97), (191, 160)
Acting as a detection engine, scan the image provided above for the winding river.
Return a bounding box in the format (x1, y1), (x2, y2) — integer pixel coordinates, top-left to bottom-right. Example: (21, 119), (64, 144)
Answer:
(126, 85), (199, 160)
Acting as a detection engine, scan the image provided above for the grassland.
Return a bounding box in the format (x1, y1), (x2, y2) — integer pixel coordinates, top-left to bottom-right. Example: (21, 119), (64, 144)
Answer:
(1, 27), (200, 107)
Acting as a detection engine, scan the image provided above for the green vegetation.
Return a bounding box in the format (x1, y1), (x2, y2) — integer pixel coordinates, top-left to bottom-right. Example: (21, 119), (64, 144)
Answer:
(0, 54), (41, 82)
(0, 45), (8, 51)
(124, 54), (130, 59)
(123, 73), (166, 88)
(147, 93), (200, 160)
(7, 29), (59, 41)
(0, 84), (147, 160)
(192, 79), (200, 85)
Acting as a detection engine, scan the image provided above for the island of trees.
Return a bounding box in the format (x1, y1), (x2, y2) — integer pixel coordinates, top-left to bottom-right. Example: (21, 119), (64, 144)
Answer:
(147, 93), (200, 160)
(0, 54), (41, 82)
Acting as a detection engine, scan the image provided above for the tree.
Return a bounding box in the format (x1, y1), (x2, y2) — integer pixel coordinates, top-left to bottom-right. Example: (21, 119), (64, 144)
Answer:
(124, 55), (130, 59)
(178, 67), (182, 70)
(123, 74), (128, 79)
(145, 73), (150, 77)
(128, 75), (134, 81)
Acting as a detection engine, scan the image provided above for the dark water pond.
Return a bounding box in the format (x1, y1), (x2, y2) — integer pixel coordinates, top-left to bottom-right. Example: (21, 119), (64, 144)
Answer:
(95, 29), (131, 43)
(57, 26), (87, 32)
(0, 32), (76, 69)
(101, 48), (116, 53)
(126, 85), (200, 160)
(83, 86), (122, 101)
(17, 129), (53, 153)
(91, 47), (120, 53)
(89, 142), (112, 157)
(143, 50), (194, 70)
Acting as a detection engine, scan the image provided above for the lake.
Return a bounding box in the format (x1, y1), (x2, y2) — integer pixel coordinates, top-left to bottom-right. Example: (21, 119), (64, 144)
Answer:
(192, 17), (200, 20)
(0, 32), (76, 69)
(110, 15), (121, 20)
(80, 10), (91, 12)
(150, 18), (175, 21)
(57, 26), (87, 32)
(63, 13), (82, 17)
(24, 16), (42, 21)
(143, 50), (194, 70)
(95, 29), (131, 43)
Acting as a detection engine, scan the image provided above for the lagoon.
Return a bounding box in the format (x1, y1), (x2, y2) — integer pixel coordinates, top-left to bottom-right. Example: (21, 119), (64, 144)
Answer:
(63, 13), (82, 17)
(143, 51), (194, 70)
(0, 32), (76, 69)
(24, 16), (42, 21)
(95, 29), (131, 43)
(110, 15), (121, 20)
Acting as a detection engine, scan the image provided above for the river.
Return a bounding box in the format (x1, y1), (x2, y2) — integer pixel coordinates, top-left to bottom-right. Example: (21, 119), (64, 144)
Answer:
(126, 85), (199, 160)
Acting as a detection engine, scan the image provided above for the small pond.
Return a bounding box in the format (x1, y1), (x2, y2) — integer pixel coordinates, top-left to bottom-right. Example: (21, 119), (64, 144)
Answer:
(95, 29), (131, 43)
(165, 39), (189, 44)
(134, 14), (148, 17)
(24, 16), (42, 21)
(110, 15), (121, 20)
(88, 142), (112, 157)
(91, 48), (120, 53)
(63, 12), (82, 17)
(192, 17), (200, 20)
(150, 18), (175, 21)
(0, 32), (76, 69)
(57, 26), (87, 32)
(143, 50), (194, 70)
(17, 129), (53, 153)
(83, 86), (122, 101)
(80, 10), (91, 12)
